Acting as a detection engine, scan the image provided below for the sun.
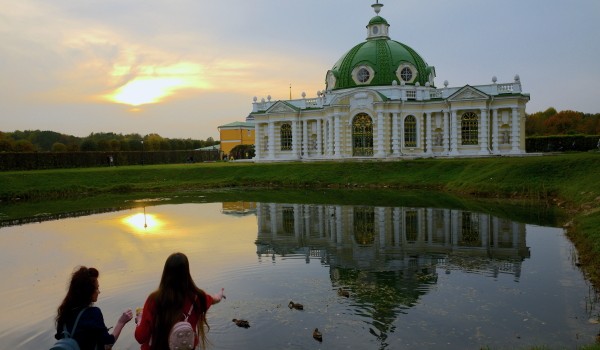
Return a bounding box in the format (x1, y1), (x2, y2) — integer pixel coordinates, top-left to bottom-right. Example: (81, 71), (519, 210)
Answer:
(104, 62), (210, 106)
(109, 77), (184, 106)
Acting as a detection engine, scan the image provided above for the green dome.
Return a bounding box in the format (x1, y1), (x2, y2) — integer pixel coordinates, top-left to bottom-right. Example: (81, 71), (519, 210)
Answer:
(327, 14), (435, 90)
(368, 16), (388, 26)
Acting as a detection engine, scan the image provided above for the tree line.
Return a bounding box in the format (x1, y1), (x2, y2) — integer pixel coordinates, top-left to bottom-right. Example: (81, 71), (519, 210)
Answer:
(0, 130), (218, 152)
(1, 107), (598, 153)
(525, 108), (600, 136)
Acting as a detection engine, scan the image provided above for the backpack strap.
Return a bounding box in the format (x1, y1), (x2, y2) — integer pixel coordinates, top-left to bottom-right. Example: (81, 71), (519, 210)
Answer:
(183, 295), (197, 321)
(63, 307), (88, 338)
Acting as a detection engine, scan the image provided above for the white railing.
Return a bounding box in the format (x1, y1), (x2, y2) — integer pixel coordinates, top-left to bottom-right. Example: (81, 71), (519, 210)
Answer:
(305, 98), (320, 108)
(430, 90), (443, 99)
(497, 84), (514, 93)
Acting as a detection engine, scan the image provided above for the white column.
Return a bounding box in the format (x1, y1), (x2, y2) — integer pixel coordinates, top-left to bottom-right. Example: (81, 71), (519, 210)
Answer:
(425, 112), (432, 155)
(254, 122), (261, 160)
(443, 111), (450, 155)
(376, 112), (385, 157)
(334, 115), (341, 158)
(291, 120), (299, 159)
(399, 113), (404, 153)
(316, 119), (323, 156)
(450, 110), (459, 155)
(327, 116), (334, 156)
(491, 109), (499, 154)
(268, 122), (275, 159)
(479, 108), (489, 154)
(302, 119), (308, 158)
(392, 112), (399, 155)
(511, 107), (521, 154)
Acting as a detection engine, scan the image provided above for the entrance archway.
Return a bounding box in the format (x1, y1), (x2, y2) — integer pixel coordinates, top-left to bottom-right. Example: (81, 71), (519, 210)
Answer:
(352, 113), (373, 156)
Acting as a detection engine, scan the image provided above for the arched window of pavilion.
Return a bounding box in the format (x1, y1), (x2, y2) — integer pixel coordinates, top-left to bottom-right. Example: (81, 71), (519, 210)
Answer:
(461, 112), (479, 145)
(404, 115), (417, 147)
(280, 123), (292, 151)
(352, 114), (373, 156)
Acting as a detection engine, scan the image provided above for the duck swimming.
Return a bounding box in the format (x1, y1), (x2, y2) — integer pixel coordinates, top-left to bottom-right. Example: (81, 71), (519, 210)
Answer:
(337, 288), (350, 298)
(288, 301), (304, 310)
(313, 328), (323, 342)
(232, 319), (250, 328)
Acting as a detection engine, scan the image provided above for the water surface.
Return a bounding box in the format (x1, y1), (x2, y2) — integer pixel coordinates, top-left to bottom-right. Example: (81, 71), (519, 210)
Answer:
(0, 200), (598, 349)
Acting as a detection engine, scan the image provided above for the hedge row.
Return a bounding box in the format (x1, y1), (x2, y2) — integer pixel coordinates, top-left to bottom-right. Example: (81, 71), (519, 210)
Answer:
(0, 150), (221, 171)
(525, 135), (600, 153)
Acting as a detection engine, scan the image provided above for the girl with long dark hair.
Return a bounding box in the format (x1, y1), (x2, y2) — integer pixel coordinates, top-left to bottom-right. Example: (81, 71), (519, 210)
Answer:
(55, 266), (133, 350)
(135, 252), (225, 350)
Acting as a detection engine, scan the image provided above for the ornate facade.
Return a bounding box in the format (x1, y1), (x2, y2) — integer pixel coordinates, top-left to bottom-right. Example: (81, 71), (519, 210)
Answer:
(250, 2), (530, 162)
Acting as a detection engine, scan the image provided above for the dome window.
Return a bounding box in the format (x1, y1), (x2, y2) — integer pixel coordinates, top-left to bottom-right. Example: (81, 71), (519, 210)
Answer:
(396, 63), (417, 84)
(372, 26), (379, 35)
(357, 68), (370, 83)
(352, 65), (375, 85)
(400, 67), (412, 82)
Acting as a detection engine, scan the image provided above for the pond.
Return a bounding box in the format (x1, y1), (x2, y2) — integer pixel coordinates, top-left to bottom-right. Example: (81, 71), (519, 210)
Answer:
(0, 195), (599, 349)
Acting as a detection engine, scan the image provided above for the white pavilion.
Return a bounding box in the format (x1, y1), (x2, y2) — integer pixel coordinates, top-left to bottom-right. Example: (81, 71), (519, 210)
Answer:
(249, 1), (530, 162)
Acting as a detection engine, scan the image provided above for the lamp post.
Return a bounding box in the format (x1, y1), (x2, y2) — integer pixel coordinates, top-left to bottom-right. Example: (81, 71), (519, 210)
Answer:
(141, 140), (145, 166)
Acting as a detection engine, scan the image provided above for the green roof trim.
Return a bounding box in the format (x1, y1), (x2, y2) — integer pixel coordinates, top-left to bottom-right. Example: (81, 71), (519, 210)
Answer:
(218, 121), (255, 129)
(265, 100), (301, 113)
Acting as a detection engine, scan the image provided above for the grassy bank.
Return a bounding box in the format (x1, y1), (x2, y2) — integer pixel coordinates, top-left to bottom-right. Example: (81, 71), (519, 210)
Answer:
(1, 152), (599, 286)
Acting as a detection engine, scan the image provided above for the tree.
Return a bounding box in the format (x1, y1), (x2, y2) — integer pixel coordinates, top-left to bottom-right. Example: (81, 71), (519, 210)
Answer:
(51, 142), (67, 152)
(128, 139), (143, 151)
(543, 110), (584, 135)
(145, 134), (163, 151)
(109, 139), (121, 151)
(97, 139), (111, 151)
(229, 144), (255, 159)
(14, 139), (35, 152)
(80, 139), (98, 151)
(0, 139), (14, 152)
(526, 107), (557, 136)
(0, 132), (14, 152)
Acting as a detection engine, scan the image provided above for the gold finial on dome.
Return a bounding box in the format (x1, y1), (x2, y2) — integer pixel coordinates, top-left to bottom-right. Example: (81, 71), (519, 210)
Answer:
(372, 0), (383, 15)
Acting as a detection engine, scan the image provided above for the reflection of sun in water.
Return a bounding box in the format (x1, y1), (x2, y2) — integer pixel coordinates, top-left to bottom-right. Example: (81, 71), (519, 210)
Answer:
(123, 212), (164, 234)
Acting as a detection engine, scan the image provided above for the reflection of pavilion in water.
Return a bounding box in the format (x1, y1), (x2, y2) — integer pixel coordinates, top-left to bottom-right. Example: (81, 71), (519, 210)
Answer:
(254, 203), (531, 343)
(255, 203), (530, 277)
(221, 201), (257, 217)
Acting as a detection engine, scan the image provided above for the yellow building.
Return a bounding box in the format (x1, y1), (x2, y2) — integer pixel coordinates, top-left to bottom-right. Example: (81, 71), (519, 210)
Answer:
(217, 121), (255, 156)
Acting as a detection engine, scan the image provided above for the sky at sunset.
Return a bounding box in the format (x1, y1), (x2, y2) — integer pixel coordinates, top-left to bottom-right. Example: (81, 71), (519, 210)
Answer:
(1, 0), (599, 140)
